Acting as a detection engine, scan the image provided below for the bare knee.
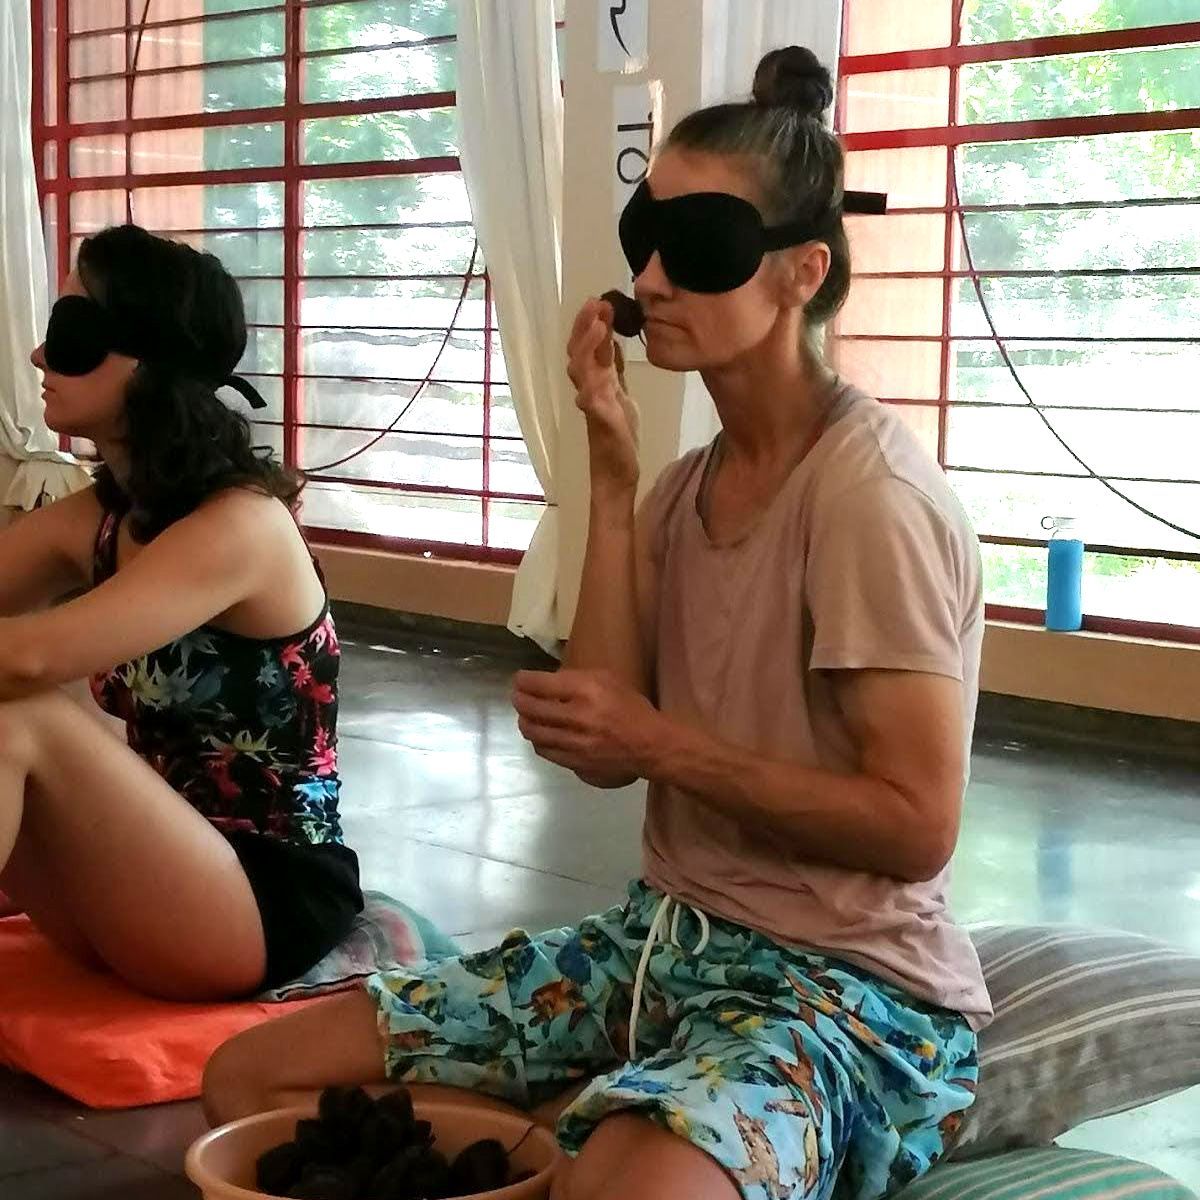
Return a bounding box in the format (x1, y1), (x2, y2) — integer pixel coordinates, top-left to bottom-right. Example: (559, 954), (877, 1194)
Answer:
(203, 1028), (277, 1128)
(553, 1114), (738, 1200)
(0, 690), (76, 772)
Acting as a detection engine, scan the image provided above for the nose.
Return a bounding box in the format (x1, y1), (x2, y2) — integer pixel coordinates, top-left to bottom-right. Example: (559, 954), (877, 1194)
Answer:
(30, 342), (46, 371)
(633, 251), (671, 304)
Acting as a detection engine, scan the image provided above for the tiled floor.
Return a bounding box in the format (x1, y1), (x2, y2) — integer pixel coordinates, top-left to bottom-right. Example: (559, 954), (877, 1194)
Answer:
(2, 625), (1198, 1197)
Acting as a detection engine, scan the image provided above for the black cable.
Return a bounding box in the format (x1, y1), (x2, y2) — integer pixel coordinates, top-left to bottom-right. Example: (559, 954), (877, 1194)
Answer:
(301, 241), (481, 474)
(949, 158), (1199, 543)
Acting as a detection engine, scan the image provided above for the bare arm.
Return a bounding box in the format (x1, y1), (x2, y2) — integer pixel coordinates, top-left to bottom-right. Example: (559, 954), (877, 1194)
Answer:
(0, 486), (103, 615)
(514, 667), (965, 882)
(0, 489), (289, 697)
(642, 670), (965, 881)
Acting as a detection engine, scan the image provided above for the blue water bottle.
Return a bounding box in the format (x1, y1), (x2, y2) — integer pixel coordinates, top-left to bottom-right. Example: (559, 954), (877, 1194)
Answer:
(1042, 515), (1084, 632)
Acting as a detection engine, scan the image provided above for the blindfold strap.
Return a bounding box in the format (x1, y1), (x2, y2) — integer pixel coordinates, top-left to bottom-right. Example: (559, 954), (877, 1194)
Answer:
(843, 190), (888, 215)
(221, 374), (268, 410)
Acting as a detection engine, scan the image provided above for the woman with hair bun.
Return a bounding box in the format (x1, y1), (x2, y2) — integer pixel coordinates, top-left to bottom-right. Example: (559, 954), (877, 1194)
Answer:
(205, 48), (986, 1200)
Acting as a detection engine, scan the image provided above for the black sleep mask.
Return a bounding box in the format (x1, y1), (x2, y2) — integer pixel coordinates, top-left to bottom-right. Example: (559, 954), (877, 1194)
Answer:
(618, 181), (887, 294)
(43, 293), (266, 408)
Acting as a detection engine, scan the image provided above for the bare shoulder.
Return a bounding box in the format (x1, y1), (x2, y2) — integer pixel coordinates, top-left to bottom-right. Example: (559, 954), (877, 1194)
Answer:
(190, 487), (302, 542)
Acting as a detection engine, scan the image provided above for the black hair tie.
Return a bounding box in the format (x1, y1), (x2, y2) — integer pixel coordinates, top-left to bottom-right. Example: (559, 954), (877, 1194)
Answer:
(221, 374), (268, 410)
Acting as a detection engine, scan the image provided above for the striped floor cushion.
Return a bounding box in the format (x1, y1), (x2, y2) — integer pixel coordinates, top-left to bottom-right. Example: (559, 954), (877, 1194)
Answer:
(952, 925), (1200, 1160)
(898, 1149), (1194, 1200)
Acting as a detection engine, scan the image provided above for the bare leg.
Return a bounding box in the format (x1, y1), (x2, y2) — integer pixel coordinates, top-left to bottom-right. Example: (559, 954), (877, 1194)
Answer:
(203, 990), (523, 1127)
(0, 688), (266, 1000)
(552, 1115), (740, 1200)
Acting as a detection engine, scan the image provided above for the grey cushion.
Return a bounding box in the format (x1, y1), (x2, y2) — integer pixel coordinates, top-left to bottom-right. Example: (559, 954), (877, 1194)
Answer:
(952, 925), (1200, 1160)
(899, 1148), (1194, 1200)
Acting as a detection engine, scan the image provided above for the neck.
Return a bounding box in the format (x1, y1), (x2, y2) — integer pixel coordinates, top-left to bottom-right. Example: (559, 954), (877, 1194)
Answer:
(700, 323), (835, 468)
(96, 439), (131, 492)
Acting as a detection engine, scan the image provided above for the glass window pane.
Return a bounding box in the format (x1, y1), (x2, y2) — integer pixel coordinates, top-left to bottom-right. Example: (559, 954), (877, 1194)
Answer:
(952, 275), (1200, 339)
(207, 0), (284, 13)
(489, 387), (521, 438)
(303, 379), (484, 435)
(844, 0), (951, 54)
(305, 0), (456, 50)
(961, 45), (1200, 126)
(303, 226), (477, 278)
(303, 108), (458, 165)
(963, 0), (1200, 44)
(236, 329), (285, 377)
(70, 189), (126, 235)
(844, 147), (949, 210)
(953, 341), (1200, 410)
(69, 32), (124, 78)
(489, 501), (541, 552)
(130, 123), (284, 174)
(301, 483), (483, 545)
(979, 542), (1200, 628)
(958, 131), (1200, 207)
(949, 470), (1200, 554)
(70, 0), (122, 33)
(829, 336), (943, 401)
(841, 68), (949, 134)
(301, 328), (486, 384)
(488, 441), (541, 498)
(303, 43), (456, 101)
(304, 173), (471, 227)
(236, 279), (284, 324)
(131, 62), (284, 117)
(849, 213), (945, 274)
(69, 79), (125, 122)
(300, 431), (483, 492)
(300, 278), (486, 329)
(839, 278), (945, 336)
(957, 203), (1200, 272)
(136, 13), (284, 72)
(947, 406), (1200, 480)
(133, 183), (285, 229)
(69, 135), (126, 178)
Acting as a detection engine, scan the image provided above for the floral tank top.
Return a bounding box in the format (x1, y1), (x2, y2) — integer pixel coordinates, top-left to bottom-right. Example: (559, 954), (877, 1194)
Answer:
(89, 509), (347, 847)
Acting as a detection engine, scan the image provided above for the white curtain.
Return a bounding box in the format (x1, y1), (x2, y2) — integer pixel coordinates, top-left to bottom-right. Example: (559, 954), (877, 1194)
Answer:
(0, 0), (91, 519)
(679, 0), (845, 454)
(456, 0), (564, 652)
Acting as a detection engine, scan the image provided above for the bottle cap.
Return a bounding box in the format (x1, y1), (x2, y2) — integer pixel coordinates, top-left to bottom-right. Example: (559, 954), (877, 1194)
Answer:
(1041, 515), (1078, 532)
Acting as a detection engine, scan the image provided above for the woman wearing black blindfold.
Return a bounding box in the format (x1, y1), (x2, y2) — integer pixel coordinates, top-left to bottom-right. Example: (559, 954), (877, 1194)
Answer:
(0, 225), (362, 1002)
(203, 47), (988, 1200)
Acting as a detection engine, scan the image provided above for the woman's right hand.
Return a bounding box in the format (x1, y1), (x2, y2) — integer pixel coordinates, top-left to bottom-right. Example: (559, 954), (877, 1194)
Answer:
(568, 298), (640, 504)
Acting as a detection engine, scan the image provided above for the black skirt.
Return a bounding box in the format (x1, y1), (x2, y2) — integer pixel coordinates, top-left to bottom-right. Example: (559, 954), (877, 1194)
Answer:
(226, 832), (364, 991)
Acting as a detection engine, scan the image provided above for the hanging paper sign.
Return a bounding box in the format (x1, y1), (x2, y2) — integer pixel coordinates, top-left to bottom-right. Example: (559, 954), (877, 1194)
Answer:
(597, 0), (649, 74)
(612, 79), (662, 216)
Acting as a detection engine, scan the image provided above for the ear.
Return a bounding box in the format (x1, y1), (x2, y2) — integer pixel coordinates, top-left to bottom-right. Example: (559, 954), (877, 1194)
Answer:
(775, 242), (832, 310)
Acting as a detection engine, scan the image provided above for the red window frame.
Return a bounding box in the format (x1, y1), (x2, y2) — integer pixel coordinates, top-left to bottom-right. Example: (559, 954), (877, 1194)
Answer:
(835, 10), (1200, 644)
(30, 0), (537, 566)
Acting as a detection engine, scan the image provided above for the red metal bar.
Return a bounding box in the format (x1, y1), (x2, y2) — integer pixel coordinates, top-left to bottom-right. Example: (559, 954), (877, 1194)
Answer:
(986, 604), (1200, 646)
(31, 0), (45, 198)
(67, 3), (284, 40)
(123, 0), (132, 225)
(842, 106), (1200, 152)
(55, 0), (70, 283)
(833, 333), (1200, 343)
(882, 196), (1200, 216)
(482, 272), (493, 548)
(41, 155), (461, 193)
(980, 534), (1200, 564)
(72, 53), (286, 86)
(37, 90), (456, 142)
(306, 525), (523, 567)
(936, 0), (961, 467)
(301, 34), (455, 62)
(840, 20), (1200, 75)
(282, 0), (301, 471)
(947, 464), (1200, 486)
(853, 267), (1200, 279)
(258, 419), (524, 440)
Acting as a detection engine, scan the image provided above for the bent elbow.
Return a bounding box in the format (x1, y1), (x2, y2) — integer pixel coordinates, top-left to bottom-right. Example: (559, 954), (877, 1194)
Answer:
(897, 825), (957, 884)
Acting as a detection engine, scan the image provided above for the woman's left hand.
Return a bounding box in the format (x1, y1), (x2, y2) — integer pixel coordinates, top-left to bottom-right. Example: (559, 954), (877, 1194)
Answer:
(512, 668), (662, 778)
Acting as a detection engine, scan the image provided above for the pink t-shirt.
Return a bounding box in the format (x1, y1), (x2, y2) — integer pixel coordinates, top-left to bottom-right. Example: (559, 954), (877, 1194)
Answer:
(639, 383), (992, 1028)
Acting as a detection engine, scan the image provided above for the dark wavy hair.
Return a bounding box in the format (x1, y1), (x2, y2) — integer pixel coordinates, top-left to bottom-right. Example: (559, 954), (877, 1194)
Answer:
(668, 46), (850, 326)
(79, 225), (301, 542)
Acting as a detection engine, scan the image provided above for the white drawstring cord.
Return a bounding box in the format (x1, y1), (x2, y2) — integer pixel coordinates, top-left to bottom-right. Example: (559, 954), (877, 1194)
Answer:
(628, 894), (711, 1062)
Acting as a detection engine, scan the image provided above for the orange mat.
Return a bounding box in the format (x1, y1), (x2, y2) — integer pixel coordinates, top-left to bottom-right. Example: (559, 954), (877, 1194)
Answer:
(0, 916), (315, 1109)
